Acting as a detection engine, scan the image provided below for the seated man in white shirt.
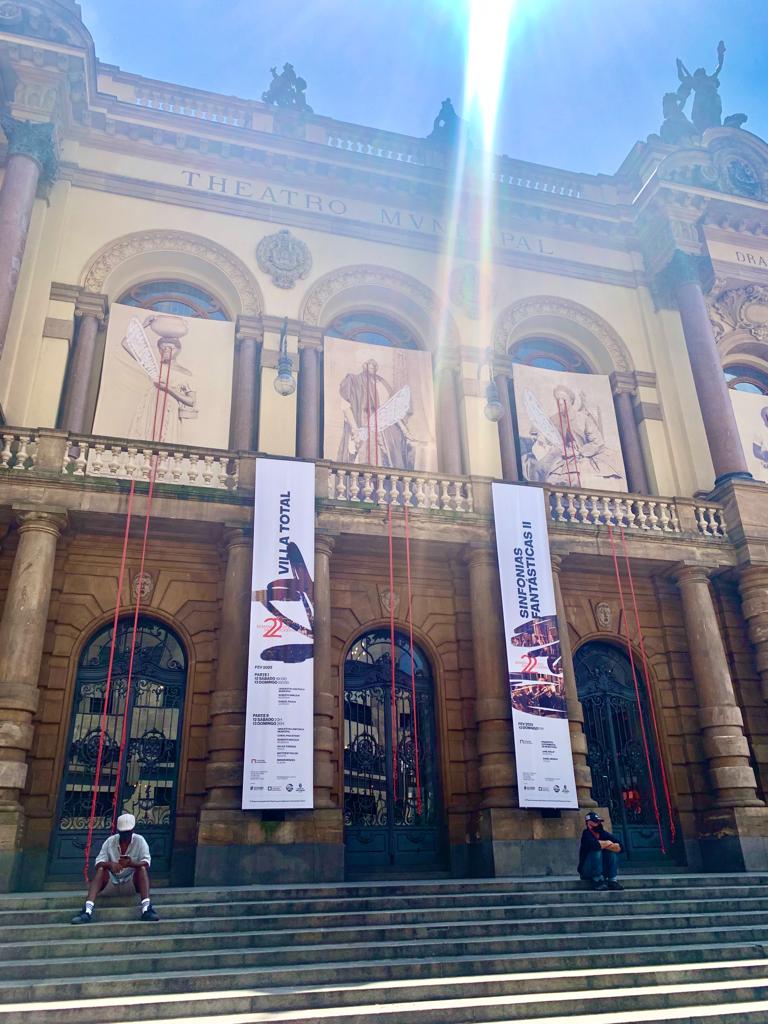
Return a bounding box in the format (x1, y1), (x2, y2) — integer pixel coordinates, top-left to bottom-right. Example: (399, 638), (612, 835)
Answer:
(71, 812), (159, 923)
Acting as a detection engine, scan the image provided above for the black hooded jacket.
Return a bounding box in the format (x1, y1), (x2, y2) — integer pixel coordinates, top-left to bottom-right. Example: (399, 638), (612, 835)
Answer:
(577, 826), (622, 873)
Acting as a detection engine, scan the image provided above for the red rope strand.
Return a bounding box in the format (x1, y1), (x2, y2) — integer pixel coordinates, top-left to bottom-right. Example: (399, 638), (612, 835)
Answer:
(619, 525), (676, 843)
(606, 522), (666, 854)
(403, 501), (422, 816)
(387, 501), (398, 794)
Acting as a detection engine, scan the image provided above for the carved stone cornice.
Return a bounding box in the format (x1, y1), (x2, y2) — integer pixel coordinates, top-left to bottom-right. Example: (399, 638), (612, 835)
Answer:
(609, 371), (637, 397)
(235, 315), (264, 345)
(0, 113), (57, 183)
(49, 282), (81, 305)
(14, 508), (67, 538)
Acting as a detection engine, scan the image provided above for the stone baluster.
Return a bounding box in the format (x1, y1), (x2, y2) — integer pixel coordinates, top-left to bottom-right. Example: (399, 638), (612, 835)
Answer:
(229, 316), (263, 451)
(314, 534), (336, 809)
(551, 555), (596, 807)
(436, 362), (463, 476)
(296, 337), (322, 460)
(494, 370), (520, 482)
(674, 565), (762, 808)
(664, 251), (751, 484)
(0, 509), (66, 890)
(58, 293), (108, 434)
(466, 544), (517, 808)
(610, 372), (650, 494)
(738, 567), (768, 703)
(0, 116), (58, 361)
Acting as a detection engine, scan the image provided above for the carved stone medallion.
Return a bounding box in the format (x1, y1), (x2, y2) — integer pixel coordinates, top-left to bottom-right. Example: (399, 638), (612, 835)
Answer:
(256, 229), (312, 289)
(595, 601), (612, 630)
(377, 585), (400, 618)
(131, 571), (155, 604)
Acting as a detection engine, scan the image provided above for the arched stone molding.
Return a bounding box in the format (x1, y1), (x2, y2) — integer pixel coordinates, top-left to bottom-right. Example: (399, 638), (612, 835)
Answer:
(80, 230), (264, 318)
(493, 296), (634, 373)
(299, 265), (461, 352)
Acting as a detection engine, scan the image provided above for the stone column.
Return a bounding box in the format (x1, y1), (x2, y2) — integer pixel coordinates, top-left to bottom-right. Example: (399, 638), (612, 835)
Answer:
(674, 565), (762, 808)
(437, 363), (463, 476)
(200, 528), (252, 812)
(314, 534), (336, 809)
(296, 341), (321, 460)
(0, 509), (66, 890)
(0, 116), (57, 361)
(611, 373), (650, 494)
(666, 251), (750, 484)
(466, 544), (517, 808)
(230, 317), (263, 451)
(494, 371), (519, 482)
(58, 293), (108, 434)
(551, 555), (595, 807)
(739, 566), (768, 703)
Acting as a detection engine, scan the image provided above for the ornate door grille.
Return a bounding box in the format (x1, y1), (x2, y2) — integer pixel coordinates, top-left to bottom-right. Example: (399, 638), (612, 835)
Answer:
(344, 630), (444, 871)
(49, 617), (187, 881)
(573, 641), (674, 861)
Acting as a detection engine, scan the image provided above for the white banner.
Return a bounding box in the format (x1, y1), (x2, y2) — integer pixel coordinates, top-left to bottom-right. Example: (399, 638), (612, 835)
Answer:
(242, 458), (315, 809)
(492, 482), (578, 809)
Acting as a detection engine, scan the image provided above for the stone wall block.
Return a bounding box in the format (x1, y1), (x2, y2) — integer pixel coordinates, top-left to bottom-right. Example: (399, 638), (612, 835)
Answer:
(698, 705), (745, 730)
(0, 762), (28, 791)
(702, 733), (751, 761)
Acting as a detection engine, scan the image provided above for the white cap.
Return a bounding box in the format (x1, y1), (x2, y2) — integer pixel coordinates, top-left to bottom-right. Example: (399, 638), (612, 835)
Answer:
(116, 813), (136, 832)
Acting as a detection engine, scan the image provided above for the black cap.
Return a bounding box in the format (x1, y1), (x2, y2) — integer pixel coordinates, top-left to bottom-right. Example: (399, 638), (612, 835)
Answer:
(585, 811), (604, 823)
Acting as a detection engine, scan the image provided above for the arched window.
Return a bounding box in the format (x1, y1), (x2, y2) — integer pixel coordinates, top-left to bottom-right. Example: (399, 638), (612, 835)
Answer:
(724, 363), (768, 395)
(328, 311), (420, 349)
(119, 280), (229, 320)
(510, 337), (592, 374)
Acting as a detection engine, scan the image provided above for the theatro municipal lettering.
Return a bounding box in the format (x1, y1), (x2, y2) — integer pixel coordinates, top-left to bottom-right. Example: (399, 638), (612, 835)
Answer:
(179, 169), (556, 252)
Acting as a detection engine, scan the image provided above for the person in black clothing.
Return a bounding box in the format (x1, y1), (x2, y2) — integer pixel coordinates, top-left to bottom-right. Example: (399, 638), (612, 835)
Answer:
(578, 811), (624, 891)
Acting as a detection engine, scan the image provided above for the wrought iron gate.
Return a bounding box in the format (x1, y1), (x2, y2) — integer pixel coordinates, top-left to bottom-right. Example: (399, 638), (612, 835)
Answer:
(48, 617), (187, 881)
(344, 630), (445, 871)
(573, 641), (674, 861)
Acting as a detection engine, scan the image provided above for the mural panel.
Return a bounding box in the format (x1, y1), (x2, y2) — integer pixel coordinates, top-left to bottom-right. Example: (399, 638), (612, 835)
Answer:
(513, 364), (627, 491)
(731, 389), (768, 482)
(324, 336), (437, 471)
(92, 303), (234, 449)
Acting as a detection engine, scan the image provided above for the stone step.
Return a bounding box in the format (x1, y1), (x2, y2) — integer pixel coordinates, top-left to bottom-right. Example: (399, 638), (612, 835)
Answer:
(0, 959), (766, 1024)
(3, 923), (768, 983)
(0, 939), (763, 1005)
(5, 895), (768, 944)
(2, 907), (767, 963)
(1, 874), (766, 912)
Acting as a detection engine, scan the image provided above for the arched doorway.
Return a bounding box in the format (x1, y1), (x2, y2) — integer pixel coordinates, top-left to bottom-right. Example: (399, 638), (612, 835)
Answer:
(48, 617), (188, 882)
(573, 640), (675, 863)
(343, 629), (445, 872)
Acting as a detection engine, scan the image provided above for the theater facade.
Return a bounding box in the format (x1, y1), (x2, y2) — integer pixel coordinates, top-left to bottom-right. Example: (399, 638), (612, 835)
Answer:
(2, 0), (768, 891)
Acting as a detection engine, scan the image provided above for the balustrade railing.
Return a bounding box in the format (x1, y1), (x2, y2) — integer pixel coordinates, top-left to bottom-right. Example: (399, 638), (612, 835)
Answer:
(326, 465), (473, 514)
(62, 439), (238, 491)
(549, 489), (681, 533)
(694, 504), (727, 538)
(0, 430), (37, 471)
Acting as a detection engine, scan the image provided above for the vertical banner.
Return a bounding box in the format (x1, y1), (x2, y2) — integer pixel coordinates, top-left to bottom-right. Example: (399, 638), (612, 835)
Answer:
(492, 482), (578, 809)
(242, 458), (315, 809)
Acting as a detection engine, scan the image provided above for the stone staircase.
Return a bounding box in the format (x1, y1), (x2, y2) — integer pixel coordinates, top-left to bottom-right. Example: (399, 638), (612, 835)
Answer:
(0, 874), (768, 1023)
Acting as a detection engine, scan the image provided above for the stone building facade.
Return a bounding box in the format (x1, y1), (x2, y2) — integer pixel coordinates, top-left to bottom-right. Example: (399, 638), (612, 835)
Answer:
(2, 0), (768, 890)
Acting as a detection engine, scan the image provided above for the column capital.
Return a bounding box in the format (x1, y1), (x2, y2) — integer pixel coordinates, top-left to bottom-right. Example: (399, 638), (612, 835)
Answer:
(465, 541), (497, 570)
(609, 371), (637, 398)
(550, 553), (566, 576)
(297, 324), (324, 350)
(673, 562), (712, 587)
(14, 508), (67, 538)
(316, 533), (336, 559)
(0, 114), (58, 184)
(221, 525), (251, 552)
(74, 292), (108, 322)
(235, 315), (264, 344)
(660, 248), (707, 293)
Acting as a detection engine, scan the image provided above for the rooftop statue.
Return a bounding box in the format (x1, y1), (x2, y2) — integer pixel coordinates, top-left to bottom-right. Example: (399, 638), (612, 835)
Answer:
(262, 63), (313, 114)
(427, 98), (460, 145)
(663, 41), (747, 140)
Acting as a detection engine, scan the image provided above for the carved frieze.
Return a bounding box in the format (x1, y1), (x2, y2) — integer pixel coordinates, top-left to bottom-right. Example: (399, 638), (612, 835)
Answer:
(708, 281), (768, 343)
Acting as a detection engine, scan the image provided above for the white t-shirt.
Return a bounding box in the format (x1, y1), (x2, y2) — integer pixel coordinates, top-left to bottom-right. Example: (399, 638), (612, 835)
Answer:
(95, 833), (151, 883)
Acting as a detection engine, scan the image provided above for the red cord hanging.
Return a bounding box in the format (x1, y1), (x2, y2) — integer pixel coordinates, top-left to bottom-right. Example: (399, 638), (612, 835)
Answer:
(606, 522), (667, 854)
(387, 501), (398, 793)
(403, 501), (422, 816)
(618, 525), (676, 843)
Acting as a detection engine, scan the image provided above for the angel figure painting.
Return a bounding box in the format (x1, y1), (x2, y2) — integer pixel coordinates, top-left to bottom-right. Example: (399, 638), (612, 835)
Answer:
(730, 389), (768, 484)
(323, 336), (438, 472)
(513, 364), (627, 491)
(92, 303), (234, 450)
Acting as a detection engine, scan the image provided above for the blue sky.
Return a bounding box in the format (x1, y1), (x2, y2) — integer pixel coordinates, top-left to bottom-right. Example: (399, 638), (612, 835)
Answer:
(79, 0), (768, 175)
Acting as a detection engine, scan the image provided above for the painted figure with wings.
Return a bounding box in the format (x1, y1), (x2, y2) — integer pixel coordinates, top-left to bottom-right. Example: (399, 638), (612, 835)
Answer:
(520, 384), (623, 486)
(121, 315), (198, 444)
(337, 358), (421, 469)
